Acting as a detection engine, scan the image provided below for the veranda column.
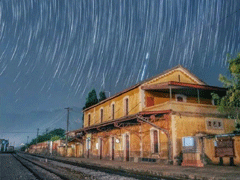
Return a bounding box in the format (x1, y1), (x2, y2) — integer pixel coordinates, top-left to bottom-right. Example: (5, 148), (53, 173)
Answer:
(140, 122), (143, 158)
(169, 86), (172, 101)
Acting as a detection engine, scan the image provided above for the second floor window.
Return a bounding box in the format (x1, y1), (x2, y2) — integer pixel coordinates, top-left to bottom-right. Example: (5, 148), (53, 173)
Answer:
(125, 98), (129, 116)
(88, 114), (91, 126)
(112, 104), (115, 120)
(177, 96), (183, 102)
(100, 108), (103, 123)
(175, 94), (186, 102)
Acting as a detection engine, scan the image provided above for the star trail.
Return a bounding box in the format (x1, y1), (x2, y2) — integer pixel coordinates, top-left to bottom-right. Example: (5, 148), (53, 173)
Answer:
(0, 0), (240, 146)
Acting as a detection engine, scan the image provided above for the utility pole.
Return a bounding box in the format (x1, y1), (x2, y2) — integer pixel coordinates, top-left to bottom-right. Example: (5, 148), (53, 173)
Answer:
(27, 136), (29, 144)
(65, 107), (72, 154)
(36, 128), (39, 144)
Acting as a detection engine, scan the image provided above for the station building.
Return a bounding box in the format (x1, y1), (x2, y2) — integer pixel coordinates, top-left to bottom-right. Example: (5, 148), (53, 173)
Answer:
(68, 65), (240, 166)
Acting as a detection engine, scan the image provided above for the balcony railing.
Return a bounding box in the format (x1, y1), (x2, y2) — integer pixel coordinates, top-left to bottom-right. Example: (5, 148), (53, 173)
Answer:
(143, 101), (221, 114)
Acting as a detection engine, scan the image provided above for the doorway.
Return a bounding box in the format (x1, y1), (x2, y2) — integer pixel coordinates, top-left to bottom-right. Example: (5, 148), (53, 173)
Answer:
(111, 137), (115, 160)
(76, 144), (80, 157)
(99, 138), (103, 159)
(125, 134), (130, 161)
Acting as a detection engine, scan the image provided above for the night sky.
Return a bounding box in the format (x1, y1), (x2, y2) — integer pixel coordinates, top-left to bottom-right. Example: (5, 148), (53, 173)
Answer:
(0, 0), (240, 147)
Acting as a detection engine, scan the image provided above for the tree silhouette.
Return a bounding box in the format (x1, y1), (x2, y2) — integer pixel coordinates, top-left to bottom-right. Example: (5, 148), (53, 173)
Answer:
(99, 91), (107, 102)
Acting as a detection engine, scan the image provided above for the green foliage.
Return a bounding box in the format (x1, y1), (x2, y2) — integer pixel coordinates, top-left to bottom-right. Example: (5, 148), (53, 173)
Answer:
(28, 128), (65, 146)
(83, 89), (99, 110)
(82, 89), (108, 127)
(212, 53), (240, 124)
(50, 135), (61, 141)
(99, 91), (107, 102)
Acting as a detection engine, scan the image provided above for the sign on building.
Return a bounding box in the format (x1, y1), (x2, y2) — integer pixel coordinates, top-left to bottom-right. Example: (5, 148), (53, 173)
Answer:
(215, 137), (235, 157)
(182, 136), (198, 153)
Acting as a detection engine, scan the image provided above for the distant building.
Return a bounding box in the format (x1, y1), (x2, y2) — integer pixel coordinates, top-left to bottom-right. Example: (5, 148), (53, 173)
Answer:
(68, 65), (239, 165)
(0, 139), (9, 152)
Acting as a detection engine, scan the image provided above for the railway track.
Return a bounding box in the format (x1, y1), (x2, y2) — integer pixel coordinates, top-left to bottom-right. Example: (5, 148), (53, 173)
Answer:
(15, 152), (177, 180)
(12, 153), (95, 180)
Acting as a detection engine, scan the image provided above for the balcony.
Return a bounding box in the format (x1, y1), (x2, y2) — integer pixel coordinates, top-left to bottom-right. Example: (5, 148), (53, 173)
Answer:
(143, 101), (221, 115)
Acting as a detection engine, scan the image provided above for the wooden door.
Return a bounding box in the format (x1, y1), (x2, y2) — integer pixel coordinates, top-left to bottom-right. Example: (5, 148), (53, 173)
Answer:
(87, 149), (90, 158)
(99, 138), (103, 159)
(112, 137), (114, 160)
(126, 134), (130, 161)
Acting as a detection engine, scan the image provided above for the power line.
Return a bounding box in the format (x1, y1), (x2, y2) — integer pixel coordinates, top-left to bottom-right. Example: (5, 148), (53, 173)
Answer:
(38, 111), (66, 131)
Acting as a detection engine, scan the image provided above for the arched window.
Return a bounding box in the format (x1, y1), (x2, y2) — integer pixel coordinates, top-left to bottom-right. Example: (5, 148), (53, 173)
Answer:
(88, 114), (91, 126)
(177, 96), (183, 102)
(112, 103), (115, 120)
(125, 98), (129, 115)
(100, 108), (104, 123)
(150, 128), (159, 153)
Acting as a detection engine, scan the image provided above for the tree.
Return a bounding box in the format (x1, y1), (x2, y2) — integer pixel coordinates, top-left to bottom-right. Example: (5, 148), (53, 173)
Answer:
(50, 135), (61, 141)
(83, 89), (99, 110)
(49, 128), (65, 138)
(99, 91), (107, 102)
(212, 53), (240, 131)
(82, 89), (99, 127)
(27, 128), (65, 146)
